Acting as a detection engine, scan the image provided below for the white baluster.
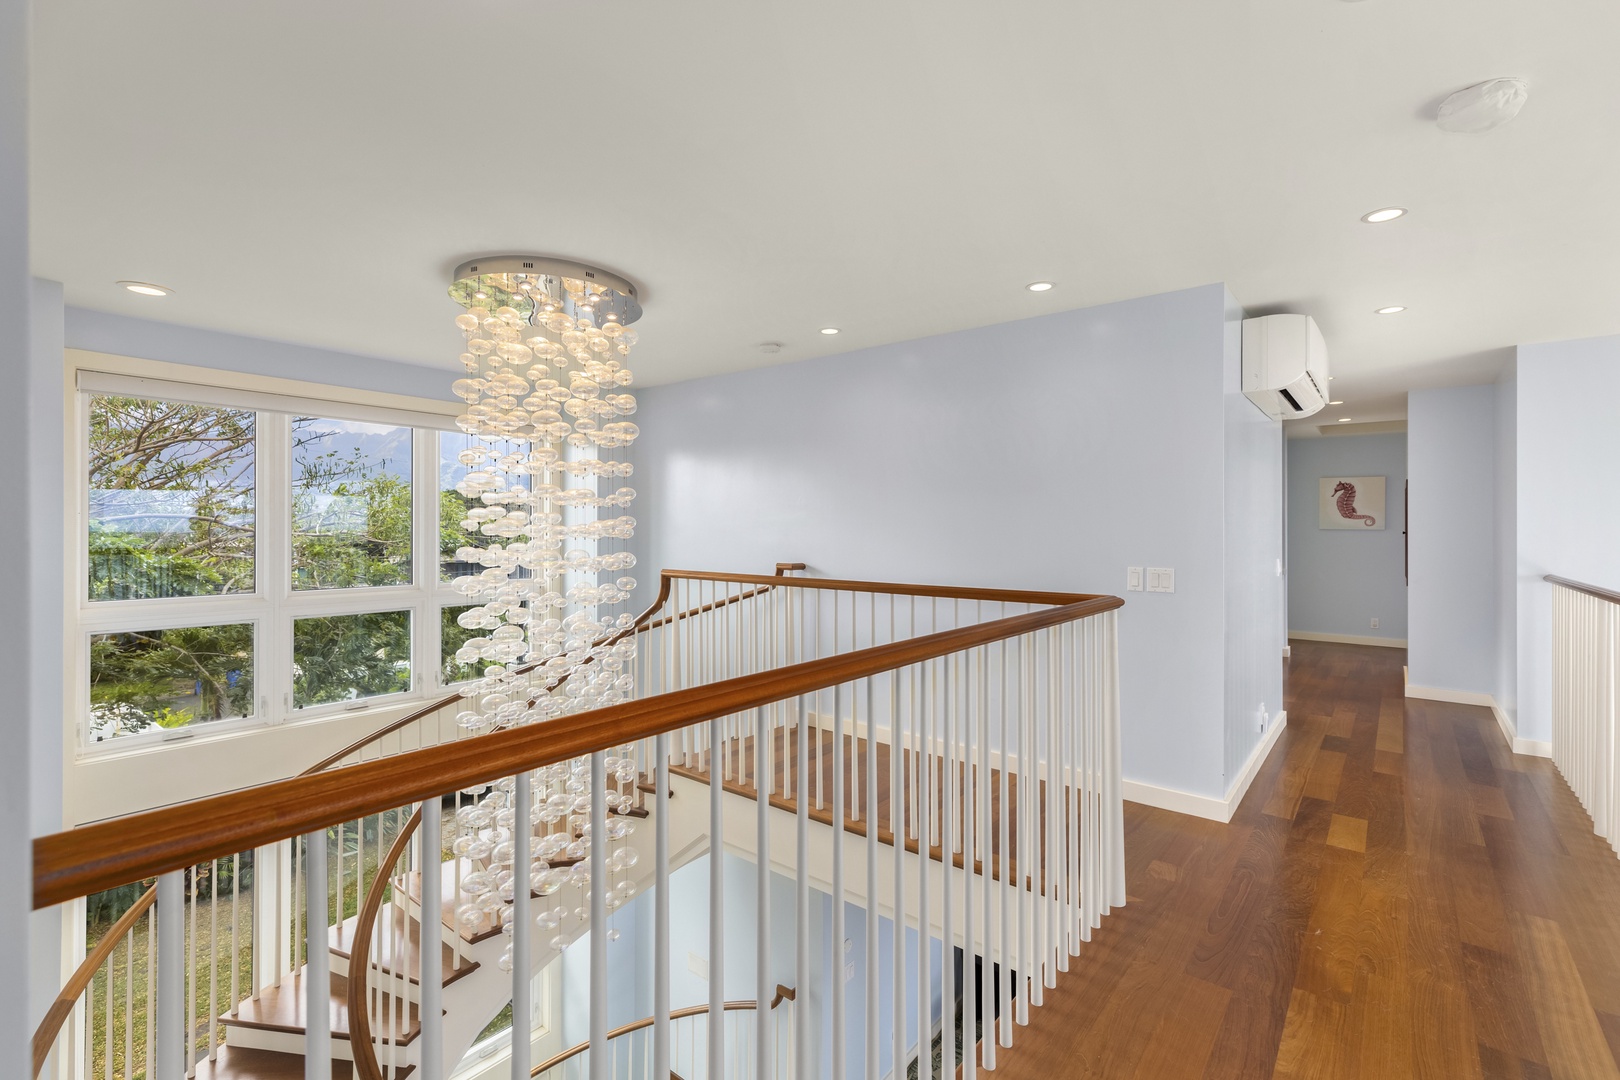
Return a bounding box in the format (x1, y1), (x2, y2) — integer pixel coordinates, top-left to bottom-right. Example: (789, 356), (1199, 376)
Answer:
(755, 706), (773, 1080)
(865, 672), (879, 1080)
(514, 772), (533, 1080)
(831, 680), (846, 1080)
(706, 713), (724, 1080)
(155, 871), (185, 1080)
(421, 796), (443, 1080)
(891, 666), (905, 1080)
(654, 732), (671, 1080)
(997, 639), (1012, 1050)
(304, 829), (331, 1080)
(795, 693), (811, 1079)
(591, 753), (609, 1080)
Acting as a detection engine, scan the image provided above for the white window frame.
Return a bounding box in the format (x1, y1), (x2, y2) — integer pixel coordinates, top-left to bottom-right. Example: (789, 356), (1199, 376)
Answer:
(71, 356), (469, 758)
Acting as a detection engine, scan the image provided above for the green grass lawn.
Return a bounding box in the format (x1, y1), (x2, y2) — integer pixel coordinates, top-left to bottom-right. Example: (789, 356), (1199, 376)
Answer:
(75, 813), (426, 1079)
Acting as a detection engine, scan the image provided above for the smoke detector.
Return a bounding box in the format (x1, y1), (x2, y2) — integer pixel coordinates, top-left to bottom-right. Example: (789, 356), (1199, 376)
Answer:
(1436, 78), (1529, 134)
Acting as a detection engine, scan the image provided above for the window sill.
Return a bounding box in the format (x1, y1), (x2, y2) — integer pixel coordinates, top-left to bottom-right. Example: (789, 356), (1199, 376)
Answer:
(75, 689), (447, 766)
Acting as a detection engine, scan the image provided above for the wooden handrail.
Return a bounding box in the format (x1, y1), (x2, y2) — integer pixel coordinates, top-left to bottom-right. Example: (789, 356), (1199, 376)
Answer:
(529, 987), (795, 1076)
(663, 569), (1100, 607)
(347, 806), (423, 1080)
(28, 564), (802, 1075)
(303, 570), (682, 775)
(1545, 574), (1620, 607)
(34, 587), (1120, 908)
(30, 886), (156, 1077)
(309, 562), (802, 772)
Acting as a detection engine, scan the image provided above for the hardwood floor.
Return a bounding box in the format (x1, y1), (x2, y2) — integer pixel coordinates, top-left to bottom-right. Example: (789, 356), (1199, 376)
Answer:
(988, 639), (1620, 1080)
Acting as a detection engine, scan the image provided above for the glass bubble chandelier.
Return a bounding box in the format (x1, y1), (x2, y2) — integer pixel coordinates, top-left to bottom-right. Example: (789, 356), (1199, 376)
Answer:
(443, 256), (645, 970)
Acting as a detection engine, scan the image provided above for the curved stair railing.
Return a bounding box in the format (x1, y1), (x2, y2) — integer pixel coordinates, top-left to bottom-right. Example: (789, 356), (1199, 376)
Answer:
(531, 987), (795, 1080)
(32, 569), (1126, 1080)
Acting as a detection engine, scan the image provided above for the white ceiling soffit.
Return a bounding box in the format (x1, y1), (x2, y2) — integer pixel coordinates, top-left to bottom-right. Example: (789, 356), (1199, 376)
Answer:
(1297, 419), (1409, 440)
(29, 1), (1620, 416)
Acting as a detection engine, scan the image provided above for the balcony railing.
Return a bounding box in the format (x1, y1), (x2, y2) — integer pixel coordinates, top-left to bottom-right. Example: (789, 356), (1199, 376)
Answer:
(32, 567), (1125, 1080)
(1547, 574), (1620, 858)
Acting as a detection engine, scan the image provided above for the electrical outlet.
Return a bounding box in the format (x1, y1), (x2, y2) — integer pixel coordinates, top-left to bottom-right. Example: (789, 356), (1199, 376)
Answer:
(1126, 567), (1144, 592)
(1370, 617), (1380, 629)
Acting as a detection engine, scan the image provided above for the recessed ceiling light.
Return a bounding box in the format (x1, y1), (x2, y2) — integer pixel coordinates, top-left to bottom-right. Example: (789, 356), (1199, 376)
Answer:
(1026, 281), (1055, 292)
(118, 280), (171, 297)
(1361, 207), (1407, 223)
(1375, 305), (1406, 315)
(1337, 417), (1354, 422)
(819, 327), (840, 335)
(1329, 400), (1344, 405)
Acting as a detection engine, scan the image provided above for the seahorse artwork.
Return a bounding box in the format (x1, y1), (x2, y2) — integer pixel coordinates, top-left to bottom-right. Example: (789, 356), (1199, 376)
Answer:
(1332, 480), (1377, 526)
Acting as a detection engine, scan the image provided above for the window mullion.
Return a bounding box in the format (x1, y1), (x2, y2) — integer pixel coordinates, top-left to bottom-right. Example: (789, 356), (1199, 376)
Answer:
(260, 412), (293, 725)
(414, 428), (435, 694)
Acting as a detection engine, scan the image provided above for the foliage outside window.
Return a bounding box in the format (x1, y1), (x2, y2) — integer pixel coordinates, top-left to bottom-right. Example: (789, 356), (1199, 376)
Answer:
(293, 418), (413, 590)
(89, 624), (254, 741)
(81, 388), (465, 746)
(88, 396), (256, 600)
(293, 611), (413, 709)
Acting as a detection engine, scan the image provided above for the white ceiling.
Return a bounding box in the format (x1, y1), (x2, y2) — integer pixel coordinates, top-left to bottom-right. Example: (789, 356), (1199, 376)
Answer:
(29, 0), (1620, 423)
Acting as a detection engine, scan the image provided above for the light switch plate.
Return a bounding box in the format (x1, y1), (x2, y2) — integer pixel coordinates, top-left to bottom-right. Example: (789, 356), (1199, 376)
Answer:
(688, 952), (708, 981)
(1126, 567), (1144, 592)
(1146, 567), (1175, 593)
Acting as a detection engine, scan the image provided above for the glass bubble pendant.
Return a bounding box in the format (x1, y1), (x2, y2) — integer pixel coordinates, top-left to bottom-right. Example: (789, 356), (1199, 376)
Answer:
(443, 256), (646, 971)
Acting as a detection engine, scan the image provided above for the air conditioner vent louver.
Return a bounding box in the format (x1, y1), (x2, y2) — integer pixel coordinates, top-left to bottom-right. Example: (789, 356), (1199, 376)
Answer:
(1242, 314), (1329, 420)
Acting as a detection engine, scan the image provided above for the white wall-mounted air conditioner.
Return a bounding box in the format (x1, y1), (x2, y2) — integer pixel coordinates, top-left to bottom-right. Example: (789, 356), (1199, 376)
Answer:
(1241, 314), (1329, 420)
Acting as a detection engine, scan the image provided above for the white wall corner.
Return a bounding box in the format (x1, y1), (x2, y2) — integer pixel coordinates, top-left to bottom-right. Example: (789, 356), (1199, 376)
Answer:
(1124, 709), (1288, 824)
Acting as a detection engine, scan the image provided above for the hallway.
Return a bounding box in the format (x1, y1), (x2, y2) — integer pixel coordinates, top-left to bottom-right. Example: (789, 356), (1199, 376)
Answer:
(992, 640), (1620, 1079)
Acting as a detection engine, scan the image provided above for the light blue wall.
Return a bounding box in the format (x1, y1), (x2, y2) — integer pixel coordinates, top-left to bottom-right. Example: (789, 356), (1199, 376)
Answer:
(1515, 334), (1620, 744)
(1285, 434), (1408, 642)
(2, 0), (33, 1061)
(631, 283), (1280, 801)
(1222, 291), (1285, 785)
(64, 305), (452, 401)
(1407, 386), (1499, 696)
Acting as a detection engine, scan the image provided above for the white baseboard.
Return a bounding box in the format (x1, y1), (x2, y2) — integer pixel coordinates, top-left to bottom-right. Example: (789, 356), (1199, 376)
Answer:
(1282, 644), (1292, 659)
(1404, 683), (1495, 707)
(1404, 684), (1551, 758)
(1123, 710), (1288, 824)
(1289, 630), (1408, 649)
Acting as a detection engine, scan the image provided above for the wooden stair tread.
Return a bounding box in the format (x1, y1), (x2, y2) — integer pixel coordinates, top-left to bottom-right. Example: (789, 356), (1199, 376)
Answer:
(328, 907), (480, 989)
(221, 969), (422, 1044)
(406, 861), (502, 945)
(193, 1045), (415, 1080)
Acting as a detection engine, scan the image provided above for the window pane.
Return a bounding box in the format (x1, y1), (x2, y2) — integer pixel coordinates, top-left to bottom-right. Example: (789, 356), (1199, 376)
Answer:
(293, 418), (413, 590)
(88, 395), (256, 601)
(440, 604), (482, 685)
(439, 431), (529, 582)
(293, 610), (411, 708)
(89, 623), (254, 742)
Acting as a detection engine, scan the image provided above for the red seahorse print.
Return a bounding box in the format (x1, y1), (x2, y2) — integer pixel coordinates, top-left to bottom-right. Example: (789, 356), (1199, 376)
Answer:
(1332, 480), (1377, 526)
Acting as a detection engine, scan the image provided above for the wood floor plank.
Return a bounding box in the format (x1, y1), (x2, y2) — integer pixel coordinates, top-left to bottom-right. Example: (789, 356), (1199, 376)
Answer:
(1516, 915), (1620, 1080)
